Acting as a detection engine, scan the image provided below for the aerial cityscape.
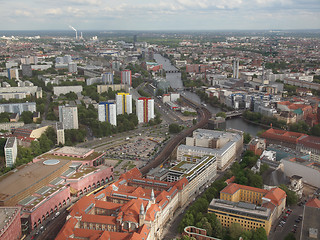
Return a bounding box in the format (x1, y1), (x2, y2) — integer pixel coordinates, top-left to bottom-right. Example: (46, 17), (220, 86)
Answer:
(0, 1), (320, 240)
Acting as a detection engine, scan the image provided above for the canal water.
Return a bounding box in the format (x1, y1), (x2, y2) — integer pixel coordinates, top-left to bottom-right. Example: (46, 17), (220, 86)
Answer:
(154, 54), (263, 136)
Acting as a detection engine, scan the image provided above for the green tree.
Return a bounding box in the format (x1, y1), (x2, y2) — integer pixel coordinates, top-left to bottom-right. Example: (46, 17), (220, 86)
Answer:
(243, 132), (251, 144)
(279, 184), (298, 205)
(251, 227), (267, 240)
(284, 232), (296, 240)
(229, 223), (242, 240)
(216, 112), (226, 118)
(310, 124), (320, 137)
(169, 123), (183, 134)
(20, 111), (33, 124)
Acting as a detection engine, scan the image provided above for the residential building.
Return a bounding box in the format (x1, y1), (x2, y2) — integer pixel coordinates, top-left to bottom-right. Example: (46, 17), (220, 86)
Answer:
(4, 137), (17, 167)
(7, 68), (19, 80)
(56, 122), (65, 145)
(121, 70), (132, 86)
(21, 64), (32, 77)
(0, 102), (36, 115)
(68, 62), (77, 73)
(59, 105), (79, 129)
(136, 97), (154, 124)
(248, 138), (266, 156)
(102, 72), (113, 85)
(0, 86), (42, 99)
(98, 101), (117, 126)
(116, 93), (132, 115)
(54, 86), (83, 96)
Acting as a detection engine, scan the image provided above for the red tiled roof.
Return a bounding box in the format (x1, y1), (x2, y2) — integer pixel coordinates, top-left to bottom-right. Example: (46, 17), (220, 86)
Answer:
(81, 213), (116, 225)
(297, 135), (320, 150)
(221, 183), (268, 195)
(95, 200), (122, 210)
(263, 187), (286, 206)
(305, 198), (320, 208)
(225, 176), (235, 185)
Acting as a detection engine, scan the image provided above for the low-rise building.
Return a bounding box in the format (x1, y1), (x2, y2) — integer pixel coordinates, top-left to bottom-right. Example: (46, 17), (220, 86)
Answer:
(0, 207), (21, 240)
(209, 183), (286, 235)
(300, 198), (320, 240)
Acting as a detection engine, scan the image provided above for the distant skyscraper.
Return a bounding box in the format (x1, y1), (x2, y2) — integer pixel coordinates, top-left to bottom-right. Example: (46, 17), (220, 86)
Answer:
(102, 72), (113, 85)
(21, 64), (32, 77)
(121, 70), (132, 86)
(136, 97), (154, 123)
(116, 93), (132, 115)
(5, 137), (17, 167)
(233, 59), (239, 79)
(68, 62), (77, 73)
(98, 101), (117, 126)
(59, 105), (78, 129)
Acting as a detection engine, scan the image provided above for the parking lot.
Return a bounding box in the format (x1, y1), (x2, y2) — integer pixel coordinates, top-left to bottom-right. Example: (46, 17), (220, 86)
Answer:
(270, 204), (304, 240)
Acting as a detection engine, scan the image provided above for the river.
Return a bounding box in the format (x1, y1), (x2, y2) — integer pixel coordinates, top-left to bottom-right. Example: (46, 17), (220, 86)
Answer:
(154, 54), (263, 136)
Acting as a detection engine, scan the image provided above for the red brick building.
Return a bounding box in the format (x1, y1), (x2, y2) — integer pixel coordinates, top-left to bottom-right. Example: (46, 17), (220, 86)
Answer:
(0, 207), (21, 240)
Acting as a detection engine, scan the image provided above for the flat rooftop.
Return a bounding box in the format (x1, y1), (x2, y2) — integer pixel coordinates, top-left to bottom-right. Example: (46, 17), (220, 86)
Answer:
(300, 205), (320, 240)
(54, 146), (93, 157)
(0, 159), (70, 203)
(36, 149), (103, 162)
(0, 207), (19, 232)
(209, 199), (271, 221)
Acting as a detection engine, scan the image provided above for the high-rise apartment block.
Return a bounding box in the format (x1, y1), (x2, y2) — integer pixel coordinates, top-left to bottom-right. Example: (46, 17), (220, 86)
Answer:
(98, 101), (117, 126)
(56, 122), (65, 145)
(59, 105), (79, 129)
(233, 59), (239, 79)
(116, 93), (132, 115)
(7, 68), (19, 80)
(68, 62), (77, 73)
(5, 137), (17, 167)
(121, 70), (132, 86)
(136, 97), (154, 123)
(21, 64), (32, 77)
(102, 72), (113, 84)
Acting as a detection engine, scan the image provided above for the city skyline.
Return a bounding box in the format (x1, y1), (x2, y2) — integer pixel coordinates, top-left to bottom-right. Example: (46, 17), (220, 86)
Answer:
(0, 0), (319, 31)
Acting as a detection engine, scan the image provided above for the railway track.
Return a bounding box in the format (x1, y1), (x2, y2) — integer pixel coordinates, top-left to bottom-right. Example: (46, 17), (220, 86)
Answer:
(140, 97), (211, 175)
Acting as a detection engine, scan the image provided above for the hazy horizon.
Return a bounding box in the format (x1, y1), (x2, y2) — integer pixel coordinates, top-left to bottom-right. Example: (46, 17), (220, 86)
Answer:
(1, 0), (319, 31)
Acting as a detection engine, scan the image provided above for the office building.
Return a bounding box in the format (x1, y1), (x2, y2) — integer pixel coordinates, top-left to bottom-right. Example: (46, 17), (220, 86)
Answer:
(4, 137), (17, 167)
(116, 93), (132, 115)
(98, 101), (117, 126)
(136, 97), (154, 124)
(59, 105), (78, 129)
(68, 62), (77, 73)
(121, 70), (132, 86)
(178, 129), (243, 170)
(21, 64), (32, 77)
(0, 207), (21, 240)
(56, 122), (65, 145)
(102, 72), (113, 84)
(63, 55), (72, 64)
(208, 183), (286, 235)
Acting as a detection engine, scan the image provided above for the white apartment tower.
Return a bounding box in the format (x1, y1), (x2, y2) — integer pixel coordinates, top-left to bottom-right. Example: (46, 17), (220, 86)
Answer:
(56, 122), (65, 145)
(102, 72), (113, 85)
(5, 137), (17, 167)
(59, 105), (79, 129)
(136, 97), (154, 124)
(116, 93), (132, 115)
(121, 70), (132, 86)
(98, 101), (117, 126)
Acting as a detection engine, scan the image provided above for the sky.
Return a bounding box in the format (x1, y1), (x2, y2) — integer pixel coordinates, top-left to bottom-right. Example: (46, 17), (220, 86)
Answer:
(0, 0), (319, 30)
